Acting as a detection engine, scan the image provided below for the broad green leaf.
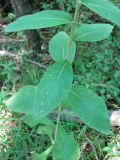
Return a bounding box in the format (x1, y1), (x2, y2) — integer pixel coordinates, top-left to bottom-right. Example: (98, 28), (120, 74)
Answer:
(5, 86), (36, 114)
(5, 10), (72, 32)
(32, 146), (52, 160)
(22, 115), (54, 128)
(34, 61), (73, 119)
(53, 126), (80, 160)
(68, 85), (110, 135)
(49, 32), (76, 62)
(81, 0), (120, 26)
(73, 24), (113, 42)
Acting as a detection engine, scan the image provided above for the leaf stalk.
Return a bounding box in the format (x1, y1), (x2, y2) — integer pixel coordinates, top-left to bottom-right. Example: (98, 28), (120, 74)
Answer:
(54, 105), (62, 143)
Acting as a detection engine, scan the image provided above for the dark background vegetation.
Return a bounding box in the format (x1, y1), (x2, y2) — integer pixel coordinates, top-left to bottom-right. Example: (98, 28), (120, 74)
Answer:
(0, 0), (120, 159)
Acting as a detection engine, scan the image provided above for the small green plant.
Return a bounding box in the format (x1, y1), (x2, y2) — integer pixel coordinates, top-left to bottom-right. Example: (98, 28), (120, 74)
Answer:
(4, 0), (120, 159)
(8, 13), (16, 21)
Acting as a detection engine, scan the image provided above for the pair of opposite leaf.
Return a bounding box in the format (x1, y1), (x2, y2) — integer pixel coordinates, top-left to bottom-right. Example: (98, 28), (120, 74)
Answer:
(4, 0), (120, 159)
(4, 0), (120, 138)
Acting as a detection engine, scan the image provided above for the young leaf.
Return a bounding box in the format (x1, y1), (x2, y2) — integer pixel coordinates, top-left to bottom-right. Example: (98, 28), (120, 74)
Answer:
(5, 10), (72, 32)
(32, 146), (52, 160)
(68, 85), (110, 135)
(37, 126), (53, 141)
(53, 126), (80, 160)
(81, 0), (120, 26)
(34, 61), (73, 119)
(5, 86), (36, 114)
(22, 115), (54, 128)
(73, 24), (113, 42)
(49, 32), (76, 62)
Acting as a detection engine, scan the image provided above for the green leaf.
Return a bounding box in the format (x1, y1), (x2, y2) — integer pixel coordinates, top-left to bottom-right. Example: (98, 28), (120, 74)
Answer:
(73, 24), (113, 42)
(22, 115), (54, 128)
(34, 61), (73, 119)
(68, 85), (110, 135)
(5, 86), (36, 114)
(53, 126), (80, 160)
(49, 32), (76, 62)
(32, 146), (52, 160)
(5, 10), (72, 32)
(37, 126), (53, 141)
(81, 0), (120, 26)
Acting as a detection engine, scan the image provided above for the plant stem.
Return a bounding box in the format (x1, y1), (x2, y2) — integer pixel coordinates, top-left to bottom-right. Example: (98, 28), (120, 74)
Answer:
(54, 105), (62, 143)
(53, 0), (81, 144)
(66, 0), (81, 60)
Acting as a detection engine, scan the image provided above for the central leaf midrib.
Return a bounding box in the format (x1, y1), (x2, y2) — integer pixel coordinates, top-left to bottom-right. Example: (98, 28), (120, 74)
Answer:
(19, 18), (71, 23)
(55, 62), (67, 82)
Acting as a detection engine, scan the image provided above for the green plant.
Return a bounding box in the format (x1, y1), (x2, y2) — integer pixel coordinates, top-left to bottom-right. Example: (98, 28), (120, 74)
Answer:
(4, 0), (120, 159)
(0, 60), (19, 92)
(8, 13), (16, 21)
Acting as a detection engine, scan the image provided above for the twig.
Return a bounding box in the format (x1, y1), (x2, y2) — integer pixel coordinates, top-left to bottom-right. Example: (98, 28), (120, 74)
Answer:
(0, 38), (24, 44)
(25, 59), (46, 69)
(0, 50), (46, 69)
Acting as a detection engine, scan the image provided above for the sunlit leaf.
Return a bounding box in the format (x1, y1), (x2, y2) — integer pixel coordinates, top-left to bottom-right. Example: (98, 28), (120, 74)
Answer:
(68, 85), (110, 135)
(32, 146), (52, 160)
(49, 31), (76, 62)
(34, 61), (73, 119)
(5, 86), (36, 114)
(5, 10), (72, 32)
(53, 126), (80, 160)
(81, 0), (120, 26)
(73, 24), (113, 42)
